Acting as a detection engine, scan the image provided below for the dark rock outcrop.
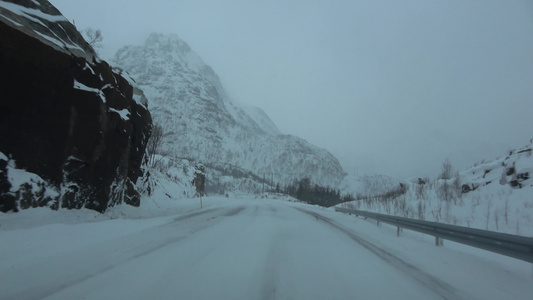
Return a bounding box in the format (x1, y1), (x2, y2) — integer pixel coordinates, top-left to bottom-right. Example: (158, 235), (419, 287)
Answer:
(0, 156), (17, 212)
(0, 0), (152, 213)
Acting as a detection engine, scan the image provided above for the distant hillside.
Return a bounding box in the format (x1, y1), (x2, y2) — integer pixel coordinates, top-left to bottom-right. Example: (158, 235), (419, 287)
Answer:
(340, 138), (533, 236)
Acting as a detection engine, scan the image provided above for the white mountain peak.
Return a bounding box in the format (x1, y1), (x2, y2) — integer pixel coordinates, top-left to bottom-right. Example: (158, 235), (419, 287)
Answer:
(114, 33), (345, 191)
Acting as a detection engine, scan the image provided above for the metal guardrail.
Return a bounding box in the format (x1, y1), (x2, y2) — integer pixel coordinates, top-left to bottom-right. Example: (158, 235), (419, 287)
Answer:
(335, 207), (533, 263)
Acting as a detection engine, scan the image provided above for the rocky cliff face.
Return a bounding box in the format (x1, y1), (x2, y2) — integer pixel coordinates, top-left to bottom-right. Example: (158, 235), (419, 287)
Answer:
(114, 33), (346, 192)
(0, 0), (152, 213)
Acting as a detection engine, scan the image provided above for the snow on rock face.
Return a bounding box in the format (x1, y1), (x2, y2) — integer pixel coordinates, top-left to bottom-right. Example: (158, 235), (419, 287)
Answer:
(461, 140), (533, 192)
(114, 33), (345, 190)
(0, 0), (96, 61)
(0, 152), (60, 212)
(0, 0), (152, 213)
(0, 153), (15, 212)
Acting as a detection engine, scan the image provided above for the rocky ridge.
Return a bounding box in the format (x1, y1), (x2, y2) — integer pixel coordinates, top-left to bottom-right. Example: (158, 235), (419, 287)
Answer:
(0, 0), (152, 213)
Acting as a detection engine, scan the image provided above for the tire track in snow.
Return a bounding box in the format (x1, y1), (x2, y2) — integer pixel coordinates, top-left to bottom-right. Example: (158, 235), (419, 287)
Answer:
(5, 206), (245, 300)
(169, 206), (221, 223)
(296, 208), (471, 300)
(261, 241), (281, 300)
(258, 204), (295, 300)
(260, 207), (281, 300)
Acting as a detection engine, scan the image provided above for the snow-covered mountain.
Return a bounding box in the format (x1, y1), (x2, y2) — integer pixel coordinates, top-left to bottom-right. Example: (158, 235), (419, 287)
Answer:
(114, 33), (345, 192)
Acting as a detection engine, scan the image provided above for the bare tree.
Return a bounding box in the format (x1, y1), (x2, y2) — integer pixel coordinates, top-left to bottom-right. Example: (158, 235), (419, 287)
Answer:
(438, 180), (452, 203)
(452, 171), (462, 203)
(439, 158), (453, 180)
(417, 200), (426, 220)
(415, 180), (426, 200)
(504, 198), (510, 225)
(146, 123), (164, 168)
(83, 28), (103, 52)
(485, 199), (493, 230)
(437, 159), (456, 204)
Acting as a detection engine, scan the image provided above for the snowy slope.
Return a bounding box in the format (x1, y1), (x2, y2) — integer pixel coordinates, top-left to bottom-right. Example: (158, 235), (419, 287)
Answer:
(113, 33), (345, 191)
(461, 139), (533, 191)
(341, 138), (533, 236)
(1, 197), (531, 299)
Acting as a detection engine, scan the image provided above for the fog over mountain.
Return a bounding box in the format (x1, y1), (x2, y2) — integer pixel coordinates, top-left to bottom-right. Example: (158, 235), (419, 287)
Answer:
(114, 33), (346, 191)
(50, 0), (533, 179)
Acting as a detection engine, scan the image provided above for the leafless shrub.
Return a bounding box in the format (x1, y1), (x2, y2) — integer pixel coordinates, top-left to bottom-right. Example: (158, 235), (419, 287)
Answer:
(432, 201), (442, 222)
(452, 171), (462, 204)
(444, 200), (452, 224)
(82, 28), (103, 54)
(415, 182), (427, 200)
(146, 123), (164, 168)
(504, 198), (510, 225)
(485, 199), (493, 230)
(417, 200), (426, 220)
(440, 159), (453, 180)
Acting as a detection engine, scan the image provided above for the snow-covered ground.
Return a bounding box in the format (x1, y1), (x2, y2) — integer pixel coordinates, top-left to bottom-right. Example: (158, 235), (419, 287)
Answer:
(341, 140), (533, 237)
(1, 195), (532, 300)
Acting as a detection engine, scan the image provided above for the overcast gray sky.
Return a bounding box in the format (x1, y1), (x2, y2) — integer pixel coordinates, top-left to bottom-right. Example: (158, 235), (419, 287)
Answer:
(50, 0), (533, 179)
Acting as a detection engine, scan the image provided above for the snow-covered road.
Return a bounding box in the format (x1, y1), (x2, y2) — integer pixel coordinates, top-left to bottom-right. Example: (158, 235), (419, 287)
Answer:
(1, 197), (532, 299)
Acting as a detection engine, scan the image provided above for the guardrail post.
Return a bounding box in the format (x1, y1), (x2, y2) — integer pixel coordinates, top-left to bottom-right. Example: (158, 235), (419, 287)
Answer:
(397, 226), (400, 237)
(435, 236), (443, 246)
